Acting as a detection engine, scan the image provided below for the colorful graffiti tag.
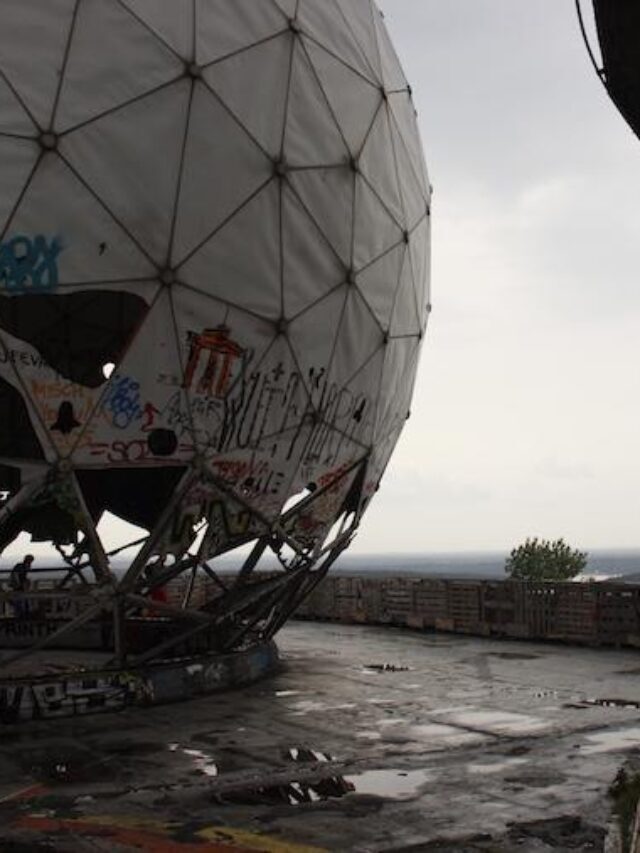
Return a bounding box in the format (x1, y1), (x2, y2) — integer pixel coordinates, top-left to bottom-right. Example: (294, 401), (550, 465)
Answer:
(0, 235), (63, 293)
(183, 326), (245, 398)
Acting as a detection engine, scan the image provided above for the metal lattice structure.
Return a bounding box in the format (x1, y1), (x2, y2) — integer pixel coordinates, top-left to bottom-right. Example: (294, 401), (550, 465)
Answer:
(0, 0), (431, 667)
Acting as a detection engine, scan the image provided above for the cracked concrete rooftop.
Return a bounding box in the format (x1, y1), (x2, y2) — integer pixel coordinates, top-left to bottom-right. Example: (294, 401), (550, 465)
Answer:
(2, 621), (640, 851)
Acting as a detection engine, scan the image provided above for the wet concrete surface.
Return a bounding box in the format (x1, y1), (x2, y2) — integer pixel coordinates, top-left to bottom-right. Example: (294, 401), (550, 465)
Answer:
(2, 621), (640, 850)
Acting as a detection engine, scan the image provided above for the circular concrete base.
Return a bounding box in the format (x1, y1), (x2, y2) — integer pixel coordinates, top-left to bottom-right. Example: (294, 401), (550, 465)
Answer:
(0, 641), (280, 725)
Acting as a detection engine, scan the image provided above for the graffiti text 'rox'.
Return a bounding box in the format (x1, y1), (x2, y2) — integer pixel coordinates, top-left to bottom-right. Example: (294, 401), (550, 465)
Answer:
(0, 235), (63, 293)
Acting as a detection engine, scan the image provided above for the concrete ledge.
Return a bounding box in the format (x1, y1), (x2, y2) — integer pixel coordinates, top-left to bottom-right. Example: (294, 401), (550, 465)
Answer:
(0, 641), (280, 724)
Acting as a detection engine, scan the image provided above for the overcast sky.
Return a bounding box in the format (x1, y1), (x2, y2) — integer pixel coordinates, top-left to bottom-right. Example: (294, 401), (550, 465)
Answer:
(354, 0), (640, 554)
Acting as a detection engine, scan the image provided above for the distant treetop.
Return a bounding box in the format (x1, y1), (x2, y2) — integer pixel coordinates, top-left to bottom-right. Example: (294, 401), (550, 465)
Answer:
(505, 537), (587, 582)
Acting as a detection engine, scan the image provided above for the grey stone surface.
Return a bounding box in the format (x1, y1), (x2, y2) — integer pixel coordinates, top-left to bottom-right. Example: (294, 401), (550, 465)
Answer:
(1, 621), (640, 851)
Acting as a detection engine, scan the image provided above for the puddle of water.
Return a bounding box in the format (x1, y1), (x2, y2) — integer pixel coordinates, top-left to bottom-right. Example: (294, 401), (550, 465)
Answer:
(582, 727), (640, 755)
(345, 768), (431, 799)
(445, 710), (551, 735)
(168, 743), (218, 777)
(410, 723), (487, 748)
(468, 758), (528, 775)
(288, 700), (331, 713)
(215, 774), (355, 806)
(214, 747), (351, 806)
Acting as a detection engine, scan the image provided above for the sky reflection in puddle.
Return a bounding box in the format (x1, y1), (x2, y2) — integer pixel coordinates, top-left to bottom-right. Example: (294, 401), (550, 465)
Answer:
(168, 743), (218, 777)
(345, 768), (431, 799)
(582, 727), (640, 754)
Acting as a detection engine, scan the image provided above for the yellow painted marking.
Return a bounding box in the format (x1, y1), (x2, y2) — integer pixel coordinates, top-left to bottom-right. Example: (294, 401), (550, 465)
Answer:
(198, 825), (326, 852)
(19, 814), (326, 853)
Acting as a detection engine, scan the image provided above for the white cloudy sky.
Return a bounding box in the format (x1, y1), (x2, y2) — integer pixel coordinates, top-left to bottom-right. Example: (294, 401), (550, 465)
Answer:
(355, 0), (640, 554)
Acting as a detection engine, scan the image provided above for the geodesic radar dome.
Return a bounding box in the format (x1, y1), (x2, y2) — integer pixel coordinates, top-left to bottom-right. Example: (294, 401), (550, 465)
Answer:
(0, 0), (431, 569)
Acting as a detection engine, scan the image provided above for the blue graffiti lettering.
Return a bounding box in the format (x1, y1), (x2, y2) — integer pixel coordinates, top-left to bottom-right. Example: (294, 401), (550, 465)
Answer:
(0, 235), (63, 293)
(103, 375), (142, 429)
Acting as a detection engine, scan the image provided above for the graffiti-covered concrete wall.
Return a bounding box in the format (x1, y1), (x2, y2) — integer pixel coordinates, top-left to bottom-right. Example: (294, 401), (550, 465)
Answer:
(0, 641), (279, 725)
(294, 576), (640, 648)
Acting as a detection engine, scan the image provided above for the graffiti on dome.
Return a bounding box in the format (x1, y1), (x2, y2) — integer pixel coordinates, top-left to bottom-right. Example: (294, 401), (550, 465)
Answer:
(0, 319), (372, 477)
(183, 325), (246, 398)
(159, 326), (374, 456)
(159, 482), (258, 557)
(29, 379), (95, 444)
(101, 375), (143, 429)
(0, 234), (63, 293)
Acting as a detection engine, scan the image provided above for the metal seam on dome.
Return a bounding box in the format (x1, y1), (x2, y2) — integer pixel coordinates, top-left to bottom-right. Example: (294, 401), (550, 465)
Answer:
(277, 165), (286, 320)
(55, 150), (158, 268)
(199, 27), (292, 78)
(386, 96), (418, 236)
(62, 79), (194, 264)
(353, 277), (387, 337)
(406, 223), (429, 332)
(0, 131), (38, 143)
(266, 0), (294, 29)
(302, 37), (383, 159)
(358, 243), (407, 334)
(0, 68), (40, 132)
(174, 173), (275, 270)
(47, 0), (82, 133)
(297, 6), (379, 88)
(399, 239), (425, 338)
(57, 74), (186, 140)
(357, 170), (406, 251)
(387, 95), (431, 205)
(359, 105), (407, 229)
(191, 0), (197, 62)
(328, 0), (383, 84)
(200, 51), (288, 164)
(0, 149), (43, 245)
(285, 277), (348, 328)
(171, 278), (275, 328)
(288, 284), (349, 404)
(115, 0), (191, 65)
(281, 172), (349, 270)
(167, 77), (197, 266)
(298, 36), (353, 163)
(375, 338), (422, 441)
(353, 92), (385, 166)
(369, 1), (389, 94)
(278, 27), (297, 161)
(320, 286), (367, 401)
